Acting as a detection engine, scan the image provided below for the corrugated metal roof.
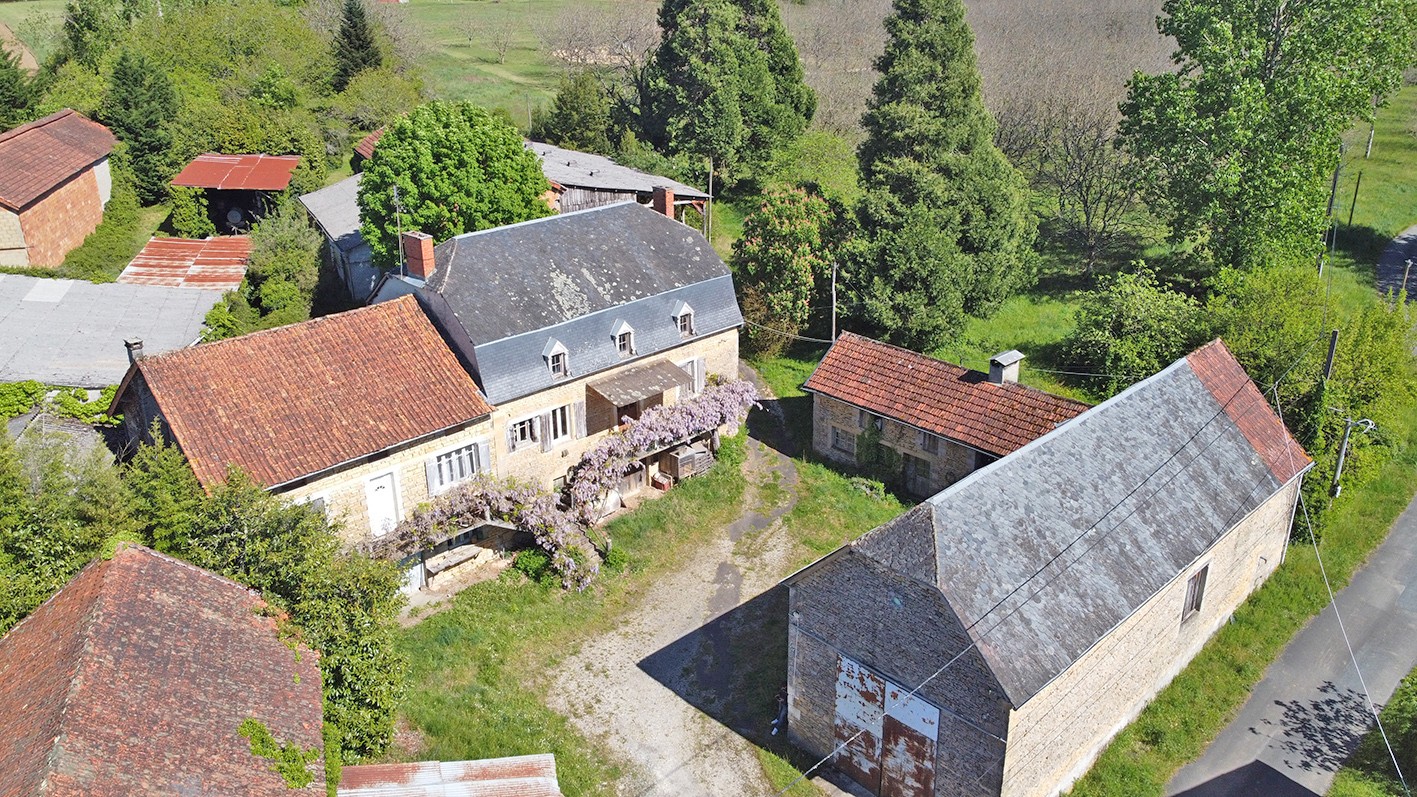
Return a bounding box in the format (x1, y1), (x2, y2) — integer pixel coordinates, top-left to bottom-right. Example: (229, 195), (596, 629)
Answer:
(0, 109), (115, 211)
(838, 340), (1311, 706)
(170, 153), (301, 191)
(117, 236), (252, 291)
(339, 754), (564, 796)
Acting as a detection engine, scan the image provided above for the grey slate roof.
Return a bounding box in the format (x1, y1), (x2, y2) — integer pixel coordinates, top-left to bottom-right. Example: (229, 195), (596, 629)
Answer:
(299, 173), (364, 256)
(529, 142), (710, 200)
(415, 202), (742, 404)
(0, 274), (217, 386)
(845, 346), (1310, 707)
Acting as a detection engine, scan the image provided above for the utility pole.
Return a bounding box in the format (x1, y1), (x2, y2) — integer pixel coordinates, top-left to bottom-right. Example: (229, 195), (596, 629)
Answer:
(1404, 259), (1412, 296)
(830, 262), (838, 341)
(1323, 329), (1339, 381)
(706, 157), (713, 242)
(393, 184), (406, 277)
(1331, 417), (1375, 498)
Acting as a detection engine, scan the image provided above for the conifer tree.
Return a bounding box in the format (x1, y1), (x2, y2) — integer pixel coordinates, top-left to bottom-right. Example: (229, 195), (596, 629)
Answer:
(850, 0), (1034, 351)
(332, 0), (382, 93)
(531, 70), (614, 156)
(0, 48), (31, 131)
(639, 0), (814, 185)
(100, 49), (177, 205)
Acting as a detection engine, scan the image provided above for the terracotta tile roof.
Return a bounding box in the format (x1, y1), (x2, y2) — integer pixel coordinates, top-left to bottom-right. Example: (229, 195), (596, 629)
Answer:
(1186, 338), (1312, 483)
(0, 544), (325, 797)
(170, 153), (301, 191)
(0, 109), (115, 211)
(129, 295), (494, 488)
(116, 236), (252, 291)
(355, 128), (385, 160)
(802, 332), (1090, 456)
(340, 755), (565, 796)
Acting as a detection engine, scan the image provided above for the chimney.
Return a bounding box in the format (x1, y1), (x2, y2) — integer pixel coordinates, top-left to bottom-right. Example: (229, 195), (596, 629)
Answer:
(652, 185), (675, 219)
(402, 231), (435, 280)
(989, 350), (1024, 384)
(124, 338), (144, 365)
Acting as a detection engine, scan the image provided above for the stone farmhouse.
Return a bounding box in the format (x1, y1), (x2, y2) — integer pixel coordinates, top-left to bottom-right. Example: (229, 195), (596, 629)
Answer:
(803, 333), (1089, 496)
(0, 109), (115, 267)
(370, 201), (742, 502)
(109, 295), (497, 556)
(784, 340), (1312, 797)
(0, 543), (568, 796)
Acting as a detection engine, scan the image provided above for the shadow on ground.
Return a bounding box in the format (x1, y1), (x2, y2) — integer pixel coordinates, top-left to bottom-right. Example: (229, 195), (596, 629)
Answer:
(1171, 760), (1320, 797)
(1261, 680), (1378, 776)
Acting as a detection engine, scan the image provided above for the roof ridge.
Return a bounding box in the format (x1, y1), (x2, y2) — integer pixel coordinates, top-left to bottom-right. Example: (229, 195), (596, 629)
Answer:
(0, 108), (77, 145)
(442, 200), (639, 245)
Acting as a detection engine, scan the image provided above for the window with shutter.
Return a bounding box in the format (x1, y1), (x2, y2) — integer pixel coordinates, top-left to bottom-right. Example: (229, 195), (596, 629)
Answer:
(426, 441), (485, 494)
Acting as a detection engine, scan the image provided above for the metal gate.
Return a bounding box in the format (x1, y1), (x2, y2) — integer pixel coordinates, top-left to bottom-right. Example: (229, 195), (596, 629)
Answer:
(834, 655), (940, 797)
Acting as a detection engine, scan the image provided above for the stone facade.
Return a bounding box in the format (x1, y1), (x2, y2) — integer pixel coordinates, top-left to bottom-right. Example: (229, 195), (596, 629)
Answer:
(786, 477), (1300, 797)
(812, 394), (979, 496)
(16, 160), (110, 267)
(999, 478), (1299, 797)
(0, 208), (26, 266)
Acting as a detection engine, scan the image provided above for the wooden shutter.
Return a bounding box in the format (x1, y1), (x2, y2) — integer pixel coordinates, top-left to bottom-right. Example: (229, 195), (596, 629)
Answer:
(425, 457), (441, 494)
(693, 357), (706, 394)
(539, 412), (553, 452)
(475, 439), (491, 474)
(573, 401), (587, 439)
(506, 423), (518, 453)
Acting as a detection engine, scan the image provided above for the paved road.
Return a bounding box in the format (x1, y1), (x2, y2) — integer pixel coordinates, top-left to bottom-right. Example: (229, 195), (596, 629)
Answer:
(1166, 496), (1417, 796)
(1377, 223), (1417, 296)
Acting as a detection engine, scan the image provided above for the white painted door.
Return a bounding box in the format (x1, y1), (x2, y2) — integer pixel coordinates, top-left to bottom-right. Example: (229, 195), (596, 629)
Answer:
(366, 473), (399, 537)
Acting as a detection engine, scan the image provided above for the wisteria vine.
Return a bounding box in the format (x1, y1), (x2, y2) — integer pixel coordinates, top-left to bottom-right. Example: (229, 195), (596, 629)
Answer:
(381, 378), (759, 590)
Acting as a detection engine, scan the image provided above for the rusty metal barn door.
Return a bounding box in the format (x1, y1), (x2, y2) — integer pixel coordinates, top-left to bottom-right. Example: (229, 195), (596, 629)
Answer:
(834, 656), (885, 787)
(880, 684), (940, 797)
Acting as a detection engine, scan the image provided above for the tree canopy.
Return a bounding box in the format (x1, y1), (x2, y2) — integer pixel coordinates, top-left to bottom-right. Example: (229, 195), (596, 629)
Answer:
(848, 0), (1035, 351)
(332, 0), (382, 94)
(1119, 0), (1417, 272)
(531, 70), (614, 156)
(358, 101), (552, 268)
(730, 186), (839, 354)
(0, 48), (32, 131)
(100, 49), (177, 205)
(638, 0), (815, 186)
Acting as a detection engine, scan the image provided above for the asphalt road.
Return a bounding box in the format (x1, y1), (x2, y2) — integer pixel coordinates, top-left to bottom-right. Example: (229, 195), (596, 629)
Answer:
(1377, 223), (1417, 296)
(1166, 495), (1417, 796)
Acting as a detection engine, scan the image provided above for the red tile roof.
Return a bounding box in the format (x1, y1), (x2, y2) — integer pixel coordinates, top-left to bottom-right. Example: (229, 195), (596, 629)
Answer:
(0, 109), (115, 211)
(340, 755), (565, 796)
(355, 128), (385, 160)
(171, 153), (301, 191)
(128, 295), (494, 488)
(803, 332), (1090, 457)
(1186, 338), (1312, 484)
(0, 544), (325, 797)
(116, 235), (252, 291)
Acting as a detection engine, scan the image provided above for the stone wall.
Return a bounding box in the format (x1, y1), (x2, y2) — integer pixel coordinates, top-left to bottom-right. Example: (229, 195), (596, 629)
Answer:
(0, 207), (26, 266)
(788, 551), (1012, 797)
(18, 164), (105, 267)
(811, 393), (977, 495)
(998, 478), (1301, 797)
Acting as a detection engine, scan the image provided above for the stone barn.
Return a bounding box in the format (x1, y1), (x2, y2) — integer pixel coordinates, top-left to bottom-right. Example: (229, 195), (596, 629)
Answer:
(784, 340), (1312, 797)
(0, 109), (115, 267)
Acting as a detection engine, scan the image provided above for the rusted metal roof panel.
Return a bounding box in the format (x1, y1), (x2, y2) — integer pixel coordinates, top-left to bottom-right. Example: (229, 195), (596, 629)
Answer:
(117, 236), (252, 291)
(170, 153), (301, 190)
(339, 755), (564, 796)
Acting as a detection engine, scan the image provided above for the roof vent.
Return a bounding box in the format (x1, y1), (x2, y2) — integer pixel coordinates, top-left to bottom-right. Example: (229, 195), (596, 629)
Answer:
(989, 350), (1024, 384)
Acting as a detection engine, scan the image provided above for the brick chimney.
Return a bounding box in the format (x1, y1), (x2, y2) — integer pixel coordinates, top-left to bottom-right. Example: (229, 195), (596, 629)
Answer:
(402, 231), (435, 280)
(124, 338), (144, 365)
(652, 186), (675, 219)
(989, 350), (1024, 384)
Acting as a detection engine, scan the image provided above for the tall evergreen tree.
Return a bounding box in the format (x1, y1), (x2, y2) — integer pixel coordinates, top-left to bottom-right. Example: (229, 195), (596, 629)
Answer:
(531, 70), (614, 156)
(332, 0), (382, 94)
(849, 0), (1034, 351)
(639, 0), (815, 186)
(100, 49), (177, 205)
(0, 48), (32, 131)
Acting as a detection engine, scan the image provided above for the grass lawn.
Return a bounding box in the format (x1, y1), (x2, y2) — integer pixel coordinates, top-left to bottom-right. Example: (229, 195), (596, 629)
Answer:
(0, 0), (64, 65)
(1333, 84), (1417, 282)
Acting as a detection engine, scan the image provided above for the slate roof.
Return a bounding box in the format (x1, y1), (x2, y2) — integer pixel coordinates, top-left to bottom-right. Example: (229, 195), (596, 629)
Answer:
(0, 544), (324, 797)
(117, 236), (252, 291)
(529, 141), (710, 200)
(300, 173), (366, 256)
(0, 109), (115, 211)
(171, 153), (301, 191)
(411, 202), (741, 404)
(124, 295), (494, 488)
(339, 755), (565, 797)
(803, 333), (1090, 456)
(0, 274), (220, 386)
(832, 340), (1311, 706)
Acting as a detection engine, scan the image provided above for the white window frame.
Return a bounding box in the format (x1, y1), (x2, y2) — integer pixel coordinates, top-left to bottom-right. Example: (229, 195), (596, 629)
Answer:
(831, 426), (856, 455)
(673, 300), (696, 337)
(611, 319), (635, 357)
(294, 492), (330, 518)
(677, 358), (701, 396)
(510, 416), (539, 450)
(364, 467), (402, 538)
(548, 404), (573, 444)
(543, 339), (570, 379)
(428, 438), (489, 494)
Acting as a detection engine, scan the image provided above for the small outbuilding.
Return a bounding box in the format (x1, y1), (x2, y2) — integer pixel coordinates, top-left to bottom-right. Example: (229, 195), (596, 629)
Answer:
(0, 109), (115, 267)
(785, 340), (1312, 797)
(170, 153), (300, 232)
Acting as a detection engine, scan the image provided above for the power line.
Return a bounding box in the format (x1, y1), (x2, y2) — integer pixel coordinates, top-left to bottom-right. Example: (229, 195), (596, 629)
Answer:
(742, 319), (835, 344)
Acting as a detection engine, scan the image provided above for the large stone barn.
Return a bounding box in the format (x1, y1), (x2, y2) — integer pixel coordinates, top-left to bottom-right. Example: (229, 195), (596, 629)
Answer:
(783, 340), (1312, 797)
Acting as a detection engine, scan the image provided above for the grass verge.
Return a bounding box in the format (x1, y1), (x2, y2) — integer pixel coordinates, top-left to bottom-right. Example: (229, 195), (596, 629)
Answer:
(1330, 665), (1417, 797)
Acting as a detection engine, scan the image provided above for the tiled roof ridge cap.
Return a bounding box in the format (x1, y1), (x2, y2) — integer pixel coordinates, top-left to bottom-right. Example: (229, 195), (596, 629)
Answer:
(0, 108), (78, 145)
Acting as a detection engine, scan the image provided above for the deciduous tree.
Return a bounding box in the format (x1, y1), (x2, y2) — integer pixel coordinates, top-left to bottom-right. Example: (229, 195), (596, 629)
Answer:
(730, 186), (836, 354)
(1065, 267), (1206, 395)
(849, 0), (1035, 351)
(357, 101), (551, 268)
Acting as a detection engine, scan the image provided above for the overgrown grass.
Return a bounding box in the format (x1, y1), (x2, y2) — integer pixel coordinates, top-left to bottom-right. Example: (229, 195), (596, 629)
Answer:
(783, 460), (905, 564)
(1330, 665), (1417, 797)
(0, 0), (64, 65)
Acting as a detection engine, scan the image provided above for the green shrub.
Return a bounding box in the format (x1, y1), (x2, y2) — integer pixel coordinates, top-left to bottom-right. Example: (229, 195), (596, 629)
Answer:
(512, 548), (556, 586)
(49, 386), (120, 427)
(168, 186), (216, 239)
(0, 381), (46, 419)
(59, 172), (144, 280)
(602, 545), (630, 574)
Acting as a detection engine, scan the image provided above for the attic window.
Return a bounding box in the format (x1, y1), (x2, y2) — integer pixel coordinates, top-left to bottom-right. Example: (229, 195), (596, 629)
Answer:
(543, 339), (569, 378)
(672, 300), (695, 337)
(611, 320), (635, 358)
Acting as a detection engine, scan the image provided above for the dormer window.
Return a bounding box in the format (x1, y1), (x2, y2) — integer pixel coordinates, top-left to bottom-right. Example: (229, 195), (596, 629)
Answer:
(672, 300), (695, 337)
(543, 339), (569, 378)
(611, 320), (635, 358)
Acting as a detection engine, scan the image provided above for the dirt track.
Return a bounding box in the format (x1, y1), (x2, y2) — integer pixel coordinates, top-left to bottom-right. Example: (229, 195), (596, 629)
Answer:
(0, 23), (39, 75)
